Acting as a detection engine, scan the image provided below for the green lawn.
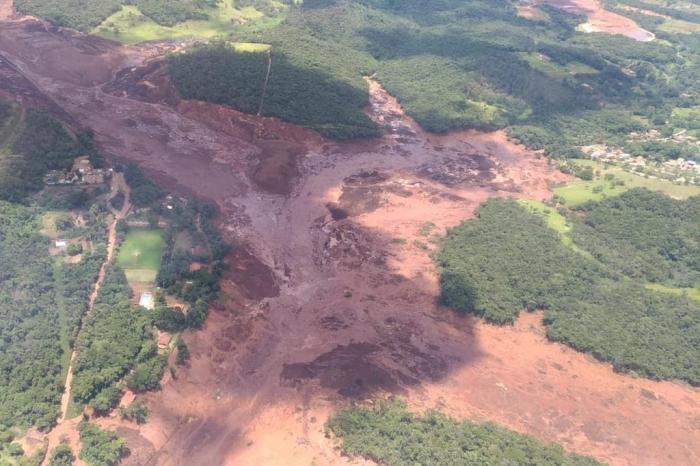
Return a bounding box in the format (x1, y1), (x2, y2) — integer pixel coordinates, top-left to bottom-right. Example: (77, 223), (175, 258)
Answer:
(554, 159), (700, 206)
(117, 228), (163, 284)
(92, 2), (280, 44)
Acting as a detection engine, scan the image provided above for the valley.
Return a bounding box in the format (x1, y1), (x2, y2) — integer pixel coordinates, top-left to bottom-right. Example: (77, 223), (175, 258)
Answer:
(0, 1), (699, 465)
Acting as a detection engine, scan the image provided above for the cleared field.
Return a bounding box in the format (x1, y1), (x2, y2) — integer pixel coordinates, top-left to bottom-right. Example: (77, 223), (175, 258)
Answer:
(40, 211), (69, 238)
(117, 228), (163, 283)
(554, 159), (700, 206)
(518, 199), (593, 258)
(519, 53), (599, 79)
(92, 2), (279, 44)
(646, 283), (700, 302)
(659, 18), (700, 33)
(230, 41), (272, 53)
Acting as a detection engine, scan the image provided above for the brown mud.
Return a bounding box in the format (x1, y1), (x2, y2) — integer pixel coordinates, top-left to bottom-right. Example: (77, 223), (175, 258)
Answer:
(534, 0), (655, 41)
(1, 9), (699, 466)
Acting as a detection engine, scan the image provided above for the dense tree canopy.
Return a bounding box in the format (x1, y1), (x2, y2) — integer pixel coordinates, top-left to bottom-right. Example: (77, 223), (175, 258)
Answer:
(327, 399), (603, 466)
(437, 194), (700, 384)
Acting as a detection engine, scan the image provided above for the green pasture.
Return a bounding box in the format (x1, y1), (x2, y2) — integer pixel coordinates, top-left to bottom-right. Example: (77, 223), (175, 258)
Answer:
(117, 228), (163, 284)
(554, 159), (700, 206)
(92, 2), (281, 44)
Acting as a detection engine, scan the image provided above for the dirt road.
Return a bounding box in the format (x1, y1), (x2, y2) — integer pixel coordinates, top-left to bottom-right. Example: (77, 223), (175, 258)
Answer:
(41, 174), (132, 466)
(0, 12), (698, 466)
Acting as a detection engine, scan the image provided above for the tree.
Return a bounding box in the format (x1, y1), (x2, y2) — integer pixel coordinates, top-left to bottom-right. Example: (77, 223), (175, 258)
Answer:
(127, 355), (168, 392)
(48, 444), (74, 466)
(78, 422), (126, 466)
(176, 338), (190, 366)
(120, 399), (148, 425)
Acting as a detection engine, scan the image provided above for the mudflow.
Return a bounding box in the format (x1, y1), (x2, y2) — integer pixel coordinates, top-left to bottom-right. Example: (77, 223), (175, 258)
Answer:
(1, 3), (698, 466)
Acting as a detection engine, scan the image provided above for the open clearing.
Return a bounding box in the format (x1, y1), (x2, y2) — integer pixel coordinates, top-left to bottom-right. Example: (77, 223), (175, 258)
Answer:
(554, 159), (700, 206)
(117, 228), (163, 284)
(0, 8), (699, 466)
(646, 282), (700, 302)
(92, 2), (280, 44)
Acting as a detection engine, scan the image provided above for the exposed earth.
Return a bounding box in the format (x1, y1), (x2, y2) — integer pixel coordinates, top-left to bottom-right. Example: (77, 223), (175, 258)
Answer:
(534, 0), (655, 41)
(1, 2), (699, 466)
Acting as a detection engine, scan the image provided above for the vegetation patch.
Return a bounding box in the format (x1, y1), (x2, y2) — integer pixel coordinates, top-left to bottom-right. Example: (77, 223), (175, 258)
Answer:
(437, 194), (700, 384)
(78, 422), (126, 466)
(92, 2), (280, 44)
(71, 266), (157, 405)
(327, 399), (603, 466)
(168, 43), (380, 139)
(553, 159), (700, 206)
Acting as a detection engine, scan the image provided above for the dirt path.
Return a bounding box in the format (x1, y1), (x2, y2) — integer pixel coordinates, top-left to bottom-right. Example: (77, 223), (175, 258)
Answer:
(36, 174), (133, 466)
(59, 173), (130, 424)
(0, 16), (698, 466)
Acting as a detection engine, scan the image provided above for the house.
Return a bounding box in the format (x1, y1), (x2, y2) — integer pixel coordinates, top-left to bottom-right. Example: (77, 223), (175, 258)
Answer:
(157, 332), (172, 350)
(43, 156), (110, 186)
(139, 292), (155, 310)
(55, 240), (67, 249)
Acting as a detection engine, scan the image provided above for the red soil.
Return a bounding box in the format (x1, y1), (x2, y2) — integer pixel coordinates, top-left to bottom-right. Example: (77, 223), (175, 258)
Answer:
(535, 0), (655, 41)
(0, 14), (698, 466)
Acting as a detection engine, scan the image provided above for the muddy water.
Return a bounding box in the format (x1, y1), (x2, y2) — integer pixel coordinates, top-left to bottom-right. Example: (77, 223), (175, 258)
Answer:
(1, 13), (699, 466)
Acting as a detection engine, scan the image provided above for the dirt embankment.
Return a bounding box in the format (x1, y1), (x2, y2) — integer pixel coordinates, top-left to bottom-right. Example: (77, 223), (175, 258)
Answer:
(0, 15), (698, 466)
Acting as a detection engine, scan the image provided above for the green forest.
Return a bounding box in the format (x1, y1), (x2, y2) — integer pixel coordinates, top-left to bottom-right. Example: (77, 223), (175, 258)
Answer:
(0, 200), (110, 431)
(160, 0), (700, 158)
(70, 264), (160, 406)
(0, 202), (63, 429)
(14, 0), (221, 31)
(437, 190), (700, 384)
(327, 399), (603, 466)
(16, 1), (700, 156)
(0, 103), (93, 202)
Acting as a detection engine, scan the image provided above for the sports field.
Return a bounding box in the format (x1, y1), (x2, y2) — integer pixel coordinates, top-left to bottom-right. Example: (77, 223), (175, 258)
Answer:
(117, 228), (163, 283)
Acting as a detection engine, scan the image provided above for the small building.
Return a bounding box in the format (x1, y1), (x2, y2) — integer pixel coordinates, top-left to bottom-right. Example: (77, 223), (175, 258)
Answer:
(139, 292), (155, 310)
(55, 240), (67, 249)
(157, 332), (172, 350)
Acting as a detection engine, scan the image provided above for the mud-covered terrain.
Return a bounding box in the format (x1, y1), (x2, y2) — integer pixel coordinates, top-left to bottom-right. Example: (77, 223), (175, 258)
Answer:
(1, 3), (699, 466)
(533, 0), (655, 41)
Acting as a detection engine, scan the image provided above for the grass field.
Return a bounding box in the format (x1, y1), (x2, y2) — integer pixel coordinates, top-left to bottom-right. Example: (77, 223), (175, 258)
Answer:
(646, 283), (700, 302)
(117, 228), (163, 284)
(40, 211), (67, 238)
(230, 41), (271, 53)
(518, 199), (593, 257)
(554, 159), (700, 206)
(92, 2), (281, 44)
(519, 53), (599, 79)
(659, 18), (700, 34)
